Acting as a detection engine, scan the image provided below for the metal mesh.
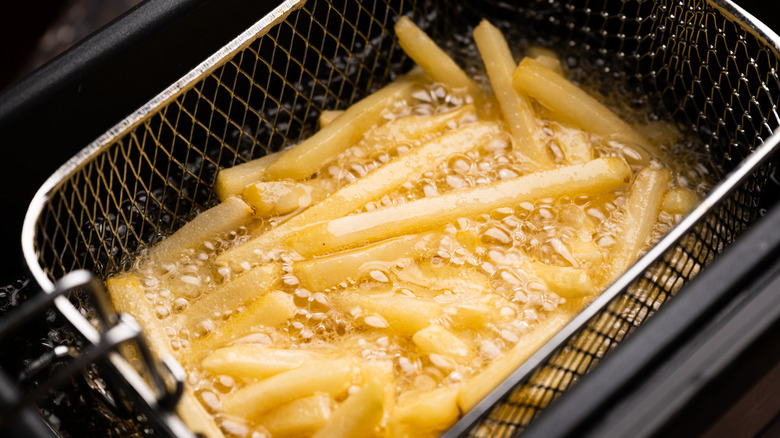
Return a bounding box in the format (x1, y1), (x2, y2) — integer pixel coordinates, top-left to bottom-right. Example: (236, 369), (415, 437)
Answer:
(25, 0), (780, 436)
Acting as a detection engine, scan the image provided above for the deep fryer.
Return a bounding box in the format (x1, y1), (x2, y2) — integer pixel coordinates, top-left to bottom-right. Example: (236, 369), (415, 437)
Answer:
(2, 0), (780, 436)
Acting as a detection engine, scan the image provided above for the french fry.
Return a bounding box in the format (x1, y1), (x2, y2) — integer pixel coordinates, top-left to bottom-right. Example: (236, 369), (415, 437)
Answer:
(259, 394), (333, 438)
(335, 293), (443, 336)
(395, 261), (491, 295)
(457, 304), (580, 412)
(474, 20), (555, 169)
(312, 382), (384, 438)
(319, 110), (345, 129)
(216, 121), (502, 269)
(662, 186), (699, 215)
(607, 166), (672, 281)
(549, 121), (594, 164)
(242, 180), (328, 217)
(289, 157), (632, 257)
(187, 290), (294, 361)
(394, 16), (485, 101)
(215, 152), (282, 201)
(526, 45), (563, 74)
(107, 274), (173, 360)
(635, 119), (683, 148)
(178, 263), (282, 335)
(247, 105), (476, 220)
(146, 196), (253, 262)
(412, 325), (473, 360)
(176, 391), (226, 438)
(106, 274), (226, 438)
(359, 360), (395, 427)
(221, 358), (356, 419)
(361, 104), (476, 146)
(445, 301), (492, 330)
(569, 238), (604, 267)
(512, 57), (655, 165)
(293, 233), (441, 291)
(201, 345), (322, 379)
(231, 290), (295, 330)
(263, 69), (424, 181)
(523, 261), (598, 298)
(388, 386), (461, 438)
(435, 292), (515, 327)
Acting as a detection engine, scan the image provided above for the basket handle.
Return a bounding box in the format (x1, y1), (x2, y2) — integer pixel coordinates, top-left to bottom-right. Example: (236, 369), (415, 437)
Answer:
(0, 270), (193, 437)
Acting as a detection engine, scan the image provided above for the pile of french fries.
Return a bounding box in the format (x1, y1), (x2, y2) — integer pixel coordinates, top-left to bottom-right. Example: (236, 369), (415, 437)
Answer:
(107, 16), (704, 438)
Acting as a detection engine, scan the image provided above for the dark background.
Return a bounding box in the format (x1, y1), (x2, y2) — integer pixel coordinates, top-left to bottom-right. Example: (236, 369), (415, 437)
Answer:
(0, 0), (280, 283)
(0, 1), (143, 283)
(0, 1), (144, 91)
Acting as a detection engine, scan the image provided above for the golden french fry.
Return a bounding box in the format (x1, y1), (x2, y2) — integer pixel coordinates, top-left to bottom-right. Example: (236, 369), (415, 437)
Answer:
(263, 69), (424, 181)
(232, 289), (295, 330)
(412, 325), (473, 360)
(334, 293), (443, 336)
(259, 394), (333, 438)
(179, 263), (282, 335)
(294, 233), (441, 291)
(359, 360), (395, 427)
(512, 57), (655, 165)
(248, 105), (476, 220)
(457, 304), (580, 412)
(523, 261), (598, 298)
(662, 186), (699, 215)
(435, 292), (515, 326)
(107, 274), (173, 360)
(445, 301), (492, 330)
(395, 261), (491, 295)
(635, 119), (683, 148)
(216, 121), (501, 269)
(201, 345), (322, 379)
(221, 358), (356, 419)
(146, 196), (253, 262)
(312, 382), (384, 438)
(569, 238), (604, 267)
(187, 290), (294, 361)
(389, 386), (461, 438)
(106, 274), (226, 438)
(526, 45), (563, 74)
(361, 104), (476, 146)
(319, 110), (345, 129)
(394, 16), (485, 101)
(608, 166), (672, 281)
(176, 390), (226, 438)
(549, 121), (594, 164)
(243, 180), (328, 217)
(474, 20), (554, 169)
(215, 152), (282, 201)
(289, 157), (632, 257)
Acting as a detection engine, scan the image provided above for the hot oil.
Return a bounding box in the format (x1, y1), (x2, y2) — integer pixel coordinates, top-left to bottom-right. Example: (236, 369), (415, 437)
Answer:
(122, 46), (715, 437)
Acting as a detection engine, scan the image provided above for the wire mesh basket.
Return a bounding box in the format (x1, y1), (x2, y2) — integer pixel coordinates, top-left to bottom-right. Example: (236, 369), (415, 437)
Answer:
(21, 0), (780, 436)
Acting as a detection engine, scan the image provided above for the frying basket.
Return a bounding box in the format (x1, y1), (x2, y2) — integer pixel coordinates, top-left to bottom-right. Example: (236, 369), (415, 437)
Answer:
(21, 0), (780, 436)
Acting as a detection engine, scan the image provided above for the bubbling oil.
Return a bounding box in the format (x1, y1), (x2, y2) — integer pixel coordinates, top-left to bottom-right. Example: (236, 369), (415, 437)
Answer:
(126, 66), (713, 437)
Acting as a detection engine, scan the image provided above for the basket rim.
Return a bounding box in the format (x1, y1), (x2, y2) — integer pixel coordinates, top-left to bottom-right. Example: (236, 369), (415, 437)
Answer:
(713, 0), (780, 58)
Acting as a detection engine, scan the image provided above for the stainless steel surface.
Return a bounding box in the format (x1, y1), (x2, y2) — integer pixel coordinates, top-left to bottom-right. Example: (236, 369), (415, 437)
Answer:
(19, 0), (780, 435)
